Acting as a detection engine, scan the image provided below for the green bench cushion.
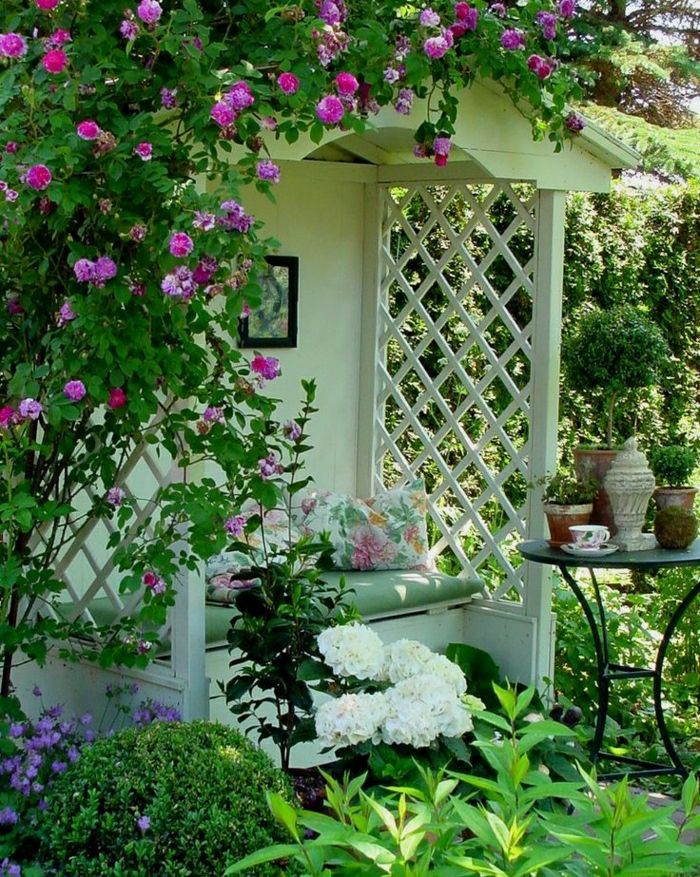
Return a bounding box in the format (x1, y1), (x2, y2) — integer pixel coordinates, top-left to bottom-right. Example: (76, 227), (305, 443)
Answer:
(58, 569), (483, 651)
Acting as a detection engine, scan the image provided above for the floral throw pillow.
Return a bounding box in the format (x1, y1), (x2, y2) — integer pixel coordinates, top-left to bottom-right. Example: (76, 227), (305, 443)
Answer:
(299, 480), (430, 571)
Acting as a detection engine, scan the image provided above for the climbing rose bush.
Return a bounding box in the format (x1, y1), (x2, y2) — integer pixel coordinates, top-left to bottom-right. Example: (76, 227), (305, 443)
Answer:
(0, 0), (584, 697)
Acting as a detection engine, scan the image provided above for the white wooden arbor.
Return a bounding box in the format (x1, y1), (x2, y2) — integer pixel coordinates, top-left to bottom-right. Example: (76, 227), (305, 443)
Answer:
(16, 81), (637, 724)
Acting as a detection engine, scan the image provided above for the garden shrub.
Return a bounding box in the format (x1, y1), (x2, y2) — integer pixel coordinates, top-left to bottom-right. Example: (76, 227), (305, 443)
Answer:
(39, 721), (297, 876)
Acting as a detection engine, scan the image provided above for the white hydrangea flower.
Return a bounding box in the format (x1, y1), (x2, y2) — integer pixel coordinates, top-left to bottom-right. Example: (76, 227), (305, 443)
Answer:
(314, 693), (387, 748)
(317, 622), (385, 680)
(381, 694), (438, 748)
(381, 673), (472, 747)
(423, 653), (467, 696)
(381, 638), (435, 683)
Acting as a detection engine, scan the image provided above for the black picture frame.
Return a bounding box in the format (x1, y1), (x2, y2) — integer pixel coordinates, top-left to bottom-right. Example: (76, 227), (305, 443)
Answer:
(238, 255), (299, 349)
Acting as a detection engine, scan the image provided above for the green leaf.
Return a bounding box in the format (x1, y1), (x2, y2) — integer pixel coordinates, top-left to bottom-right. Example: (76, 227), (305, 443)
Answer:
(224, 843), (300, 874)
(266, 791), (300, 840)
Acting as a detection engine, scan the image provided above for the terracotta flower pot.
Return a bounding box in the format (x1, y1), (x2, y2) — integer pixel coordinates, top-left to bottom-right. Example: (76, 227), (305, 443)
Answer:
(573, 448), (619, 535)
(653, 486), (698, 512)
(543, 502), (594, 547)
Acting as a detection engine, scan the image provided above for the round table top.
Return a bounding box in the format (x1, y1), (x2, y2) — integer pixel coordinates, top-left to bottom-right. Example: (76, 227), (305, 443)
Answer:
(518, 539), (700, 570)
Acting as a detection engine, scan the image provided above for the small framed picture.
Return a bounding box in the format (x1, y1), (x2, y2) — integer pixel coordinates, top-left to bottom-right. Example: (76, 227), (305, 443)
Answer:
(238, 255), (299, 348)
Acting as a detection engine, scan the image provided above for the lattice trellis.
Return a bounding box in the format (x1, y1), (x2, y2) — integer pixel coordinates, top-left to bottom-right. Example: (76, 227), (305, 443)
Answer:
(31, 441), (179, 666)
(374, 182), (537, 601)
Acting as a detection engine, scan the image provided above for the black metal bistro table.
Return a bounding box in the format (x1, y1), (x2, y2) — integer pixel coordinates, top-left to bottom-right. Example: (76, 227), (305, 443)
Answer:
(519, 538), (700, 781)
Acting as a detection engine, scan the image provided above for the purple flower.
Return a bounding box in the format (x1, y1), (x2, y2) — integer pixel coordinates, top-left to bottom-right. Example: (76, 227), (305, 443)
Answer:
(501, 28), (525, 50)
(94, 256), (117, 284)
(19, 399), (42, 421)
(256, 160), (280, 184)
(134, 142), (153, 161)
(565, 112), (586, 133)
(489, 2), (506, 14)
(193, 211), (216, 231)
(259, 453), (284, 479)
(528, 53), (555, 80)
(283, 420), (302, 441)
(559, 0), (577, 19)
(143, 571), (166, 595)
(169, 232), (194, 258)
(161, 266), (196, 299)
(32, 686), (42, 697)
(160, 87), (178, 108)
(395, 88), (415, 115)
(536, 11), (558, 40)
(226, 81), (254, 111)
(8, 723), (25, 739)
(51, 760), (67, 774)
(384, 66), (400, 84)
(0, 33), (28, 59)
(74, 259), (95, 282)
(315, 95), (344, 125)
(318, 0), (344, 25)
(26, 165), (52, 191)
(106, 486), (126, 507)
(202, 406), (224, 423)
(419, 7), (440, 27)
(224, 515), (247, 537)
(129, 224), (148, 242)
(57, 300), (76, 326)
(423, 34), (452, 59)
(64, 380), (86, 402)
(120, 19), (139, 39)
(76, 120), (101, 141)
(250, 354), (280, 380)
(210, 101), (236, 128)
(219, 200), (254, 233)
(137, 0), (162, 24)
(0, 808), (17, 826)
(277, 72), (299, 95)
(7, 296), (23, 316)
(137, 814), (151, 832)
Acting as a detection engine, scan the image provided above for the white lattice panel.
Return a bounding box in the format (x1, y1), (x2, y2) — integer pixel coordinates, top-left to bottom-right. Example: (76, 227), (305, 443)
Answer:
(31, 439), (178, 664)
(374, 182), (537, 601)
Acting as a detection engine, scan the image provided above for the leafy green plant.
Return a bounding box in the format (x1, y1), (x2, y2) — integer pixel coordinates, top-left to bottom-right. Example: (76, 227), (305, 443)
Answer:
(650, 444), (699, 487)
(562, 306), (669, 448)
(228, 685), (700, 876)
(39, 721), (297, 876)
(538, 471), (598, 506)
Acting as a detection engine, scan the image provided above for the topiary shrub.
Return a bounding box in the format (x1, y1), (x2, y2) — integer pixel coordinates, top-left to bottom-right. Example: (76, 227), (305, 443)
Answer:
(562, 305), (668, 448)
(650, 444), (698, 487)
(39, 721), (297, 876)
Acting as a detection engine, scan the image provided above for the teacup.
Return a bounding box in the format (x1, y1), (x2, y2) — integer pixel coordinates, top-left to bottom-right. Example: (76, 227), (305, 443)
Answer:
(568, 524), (610, 549)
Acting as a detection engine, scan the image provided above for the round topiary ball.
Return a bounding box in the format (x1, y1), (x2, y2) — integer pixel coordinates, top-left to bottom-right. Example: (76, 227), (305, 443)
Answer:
(40, 721), (298, 876)
(654, 506), (698, 549)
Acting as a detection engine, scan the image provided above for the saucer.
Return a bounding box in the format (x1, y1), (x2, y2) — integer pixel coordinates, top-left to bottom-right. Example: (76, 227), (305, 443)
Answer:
(561, 543), (619, 557)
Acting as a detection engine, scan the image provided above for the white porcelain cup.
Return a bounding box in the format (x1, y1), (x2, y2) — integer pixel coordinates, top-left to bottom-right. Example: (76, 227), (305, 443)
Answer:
(568, 524), (610, 549)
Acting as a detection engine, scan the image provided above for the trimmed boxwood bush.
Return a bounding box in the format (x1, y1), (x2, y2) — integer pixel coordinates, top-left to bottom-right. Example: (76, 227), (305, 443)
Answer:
(39, 721), (298, 876)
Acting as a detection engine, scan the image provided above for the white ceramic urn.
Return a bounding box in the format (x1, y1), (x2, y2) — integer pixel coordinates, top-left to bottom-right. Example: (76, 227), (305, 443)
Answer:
(604, 437), (657, 551)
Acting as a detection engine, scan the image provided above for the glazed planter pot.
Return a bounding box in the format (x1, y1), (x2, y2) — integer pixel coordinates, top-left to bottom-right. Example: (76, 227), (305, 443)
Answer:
(543, 502), (594, 548)
(653, 487), (698, 512)
(573, 448), (619, 535)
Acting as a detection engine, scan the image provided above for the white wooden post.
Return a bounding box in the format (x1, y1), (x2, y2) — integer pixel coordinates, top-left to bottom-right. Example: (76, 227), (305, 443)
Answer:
(525, 188), (567, 688)
(355, 183), (385, 497)
(170, 546), (208, 720)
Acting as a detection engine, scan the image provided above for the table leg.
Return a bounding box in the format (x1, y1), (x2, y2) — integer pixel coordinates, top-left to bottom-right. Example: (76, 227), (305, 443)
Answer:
(558, 565), (609, 763)
(652, 579), (700, 779)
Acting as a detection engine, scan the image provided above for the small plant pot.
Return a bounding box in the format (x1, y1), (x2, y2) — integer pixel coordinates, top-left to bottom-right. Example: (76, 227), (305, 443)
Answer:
(543, 502), (594, 547)
(653, 487), (698, 512)
(573, 448), (619, 535)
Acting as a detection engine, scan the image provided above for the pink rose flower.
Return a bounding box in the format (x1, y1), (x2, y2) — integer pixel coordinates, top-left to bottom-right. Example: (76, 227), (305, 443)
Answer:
(423, 34), (451, 59)
(315, 95), (344, 125)
(108, 388), (127, 409)
(63, 380), (86, 401)
(250, 354), (281, 381)
(120, 20), (138, 40)
(420, 8), (441, 27)
(26, 165), (52, 190)
(0, 34), (28, 59)
(5, 142), (18, 154)
(42, 48), (67, 74)
(169, 232), (194, 258)
(134, 142), (153, 161)
(335, 72), (359, 95)
(277, 72), (299, 95)
(36, 0), (60, 8)
(559, 0), (577, 19)
(49, 29), (71, 46)
(76, 120), (101, 140)
(433, 136), (452, 166)
(256, 160), (280, 184)
(142, 571), (166, 594)
(225, 81), (254, 111)
(57, 300), (76, 326)
(501, 28), (525, 50)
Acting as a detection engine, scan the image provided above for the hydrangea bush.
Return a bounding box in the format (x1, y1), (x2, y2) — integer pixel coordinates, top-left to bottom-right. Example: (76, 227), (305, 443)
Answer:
(313, 623), (477, 771)
(1, 0), (586, 701)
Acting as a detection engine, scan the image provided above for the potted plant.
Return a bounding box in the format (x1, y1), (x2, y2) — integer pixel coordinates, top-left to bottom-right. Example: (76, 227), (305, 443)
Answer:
(649, 444), (698, 511)
(562, 305), (669, 530)
(539, 471), (598, 547)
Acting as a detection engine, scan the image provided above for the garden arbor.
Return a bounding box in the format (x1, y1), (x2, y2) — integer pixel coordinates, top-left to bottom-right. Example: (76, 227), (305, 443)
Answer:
(16, 81), (637, 726)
